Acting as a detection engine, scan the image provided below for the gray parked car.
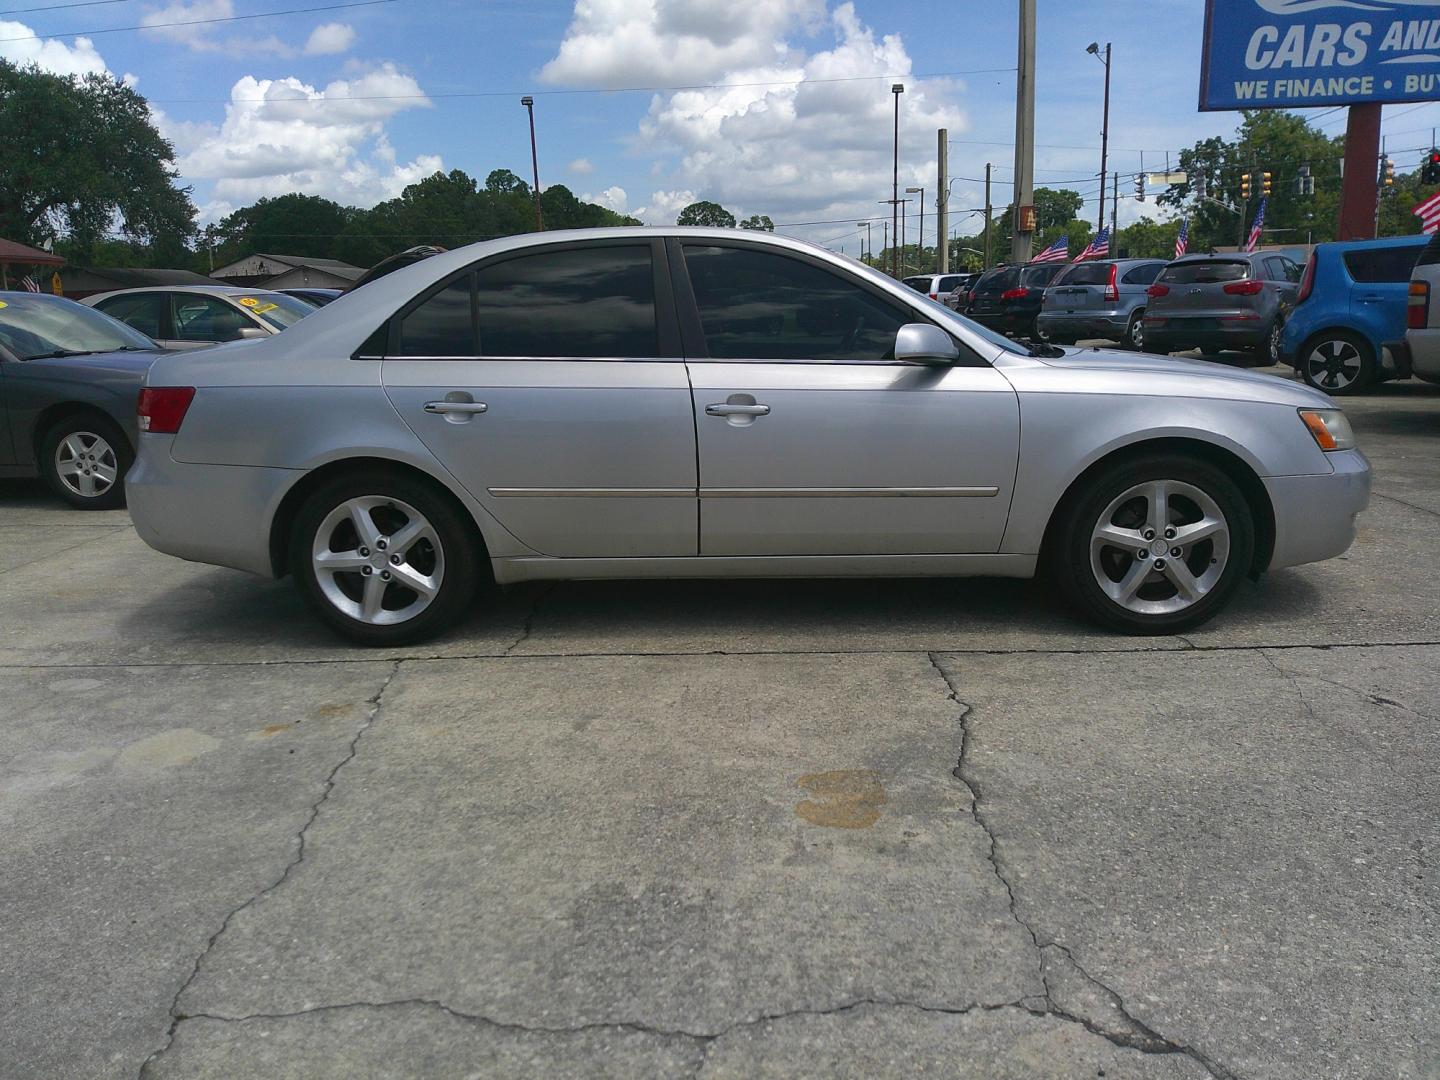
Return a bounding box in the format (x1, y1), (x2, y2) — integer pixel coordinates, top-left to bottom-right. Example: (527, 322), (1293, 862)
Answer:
(1036, 258), (1166, 349)
(127, 228), (1368, 645)
(0, 292), (160, 509)
(1143, 252), (1302, 361)
(82, 286), (315, 348)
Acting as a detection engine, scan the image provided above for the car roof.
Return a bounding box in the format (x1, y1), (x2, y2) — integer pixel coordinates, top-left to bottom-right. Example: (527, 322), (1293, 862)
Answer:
(1313, 235), (1429, 252)
(90, 285), (280, 297)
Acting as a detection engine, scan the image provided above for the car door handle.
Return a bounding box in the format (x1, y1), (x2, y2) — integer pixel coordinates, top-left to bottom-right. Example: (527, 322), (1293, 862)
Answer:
(424, 400), (488, 414)
(705, 403), (770, 417)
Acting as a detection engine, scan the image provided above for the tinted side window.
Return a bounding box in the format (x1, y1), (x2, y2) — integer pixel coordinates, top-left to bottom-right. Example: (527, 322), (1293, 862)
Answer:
(1021, 264), (1063, 287)
(1343, 246), (1424, 284)
(683, 245), (914, 362)
(1121, 263), (1162, 285)
(475, 246), (657, 357)
(938, 275), (964, 293)
(96, 294), (167, 338)
(173, 296), (251, 342)
(399, 276), (475, 356)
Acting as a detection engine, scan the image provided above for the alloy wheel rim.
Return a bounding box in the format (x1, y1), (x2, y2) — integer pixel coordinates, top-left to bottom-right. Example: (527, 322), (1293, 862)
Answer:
(1269, 324), (1282, 363)
(1130, 318), (1144, 348)
(1306, 339), (1360, 390)
(312, 496), (445, 626)
(55, 432), (118, 498)
(1089, 479), (1230, 616)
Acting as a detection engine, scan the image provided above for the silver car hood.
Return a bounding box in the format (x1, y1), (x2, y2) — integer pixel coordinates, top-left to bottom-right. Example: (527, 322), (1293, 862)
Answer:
(1025, 347), (1332, 408)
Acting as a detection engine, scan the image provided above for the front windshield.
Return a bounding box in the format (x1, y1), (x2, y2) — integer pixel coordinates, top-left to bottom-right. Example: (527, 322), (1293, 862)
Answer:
(0, 293), (155, 360)
(232, 291), (317, 330)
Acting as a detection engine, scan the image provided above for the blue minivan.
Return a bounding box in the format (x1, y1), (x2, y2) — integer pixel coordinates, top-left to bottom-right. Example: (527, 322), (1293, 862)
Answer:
(1281, 234), (1428, 395)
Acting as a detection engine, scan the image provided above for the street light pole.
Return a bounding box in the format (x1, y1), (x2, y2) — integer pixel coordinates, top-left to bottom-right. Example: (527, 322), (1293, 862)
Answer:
(906, 186), (925, 272)
(891, 83), (904, 277)
(1086, 42), (1111, 232)
(521, 95), (544, 231)
(857, 221), (872, 264)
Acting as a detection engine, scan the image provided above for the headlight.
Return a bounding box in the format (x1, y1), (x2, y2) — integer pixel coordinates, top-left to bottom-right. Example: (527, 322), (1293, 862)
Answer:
(1298, 408), (1356, 452)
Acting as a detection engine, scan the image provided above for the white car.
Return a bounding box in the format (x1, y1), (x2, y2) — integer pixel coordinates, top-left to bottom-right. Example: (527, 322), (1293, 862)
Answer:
(82, 286), (315, 349)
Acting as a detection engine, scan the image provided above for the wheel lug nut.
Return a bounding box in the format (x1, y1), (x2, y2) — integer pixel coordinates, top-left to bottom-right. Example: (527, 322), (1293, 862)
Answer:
(1137, 549), (1147, 559)
(376, 539), (387, 550)
(390, 554), (401, 564)
(1164, 527), (1176, 539)
(359, 547), (369, 557)
(361, 566), (372, 576)
(1154, 558), (1166, 569)
(1142, 529), (1155, 541)
(1171, 547), (1182, 558)
(380, 570), (391, 581)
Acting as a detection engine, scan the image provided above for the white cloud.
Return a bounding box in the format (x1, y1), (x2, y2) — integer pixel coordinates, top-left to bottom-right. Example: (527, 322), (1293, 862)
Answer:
(159, 64), (441, 213)
(557, 2), (966, 231)
(541, 0), (825, 86)
(568, 157), (595, 175)
(305, 22), (356, 55)
(0, 21), (110, 77)
(140, 0), (234, 51)
(583, 185), (630, 213)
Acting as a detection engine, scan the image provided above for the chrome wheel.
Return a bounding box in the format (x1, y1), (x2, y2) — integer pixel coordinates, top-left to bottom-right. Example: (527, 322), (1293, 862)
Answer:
(1305, 337), (1362, 391)
(1089, 479), (1230, 616)
(1267, 321), (1283, 365)
(54, 431), (118, 499)
(1128, 316), (1144, 349)
(311, 496), (444, 626)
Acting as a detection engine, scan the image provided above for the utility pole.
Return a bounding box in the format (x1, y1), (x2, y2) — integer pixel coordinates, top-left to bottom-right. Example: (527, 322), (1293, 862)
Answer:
(521, 96), (544, 231)
(983, 163), (993, 266)
(1087, 42), (1111, 232)
(1338, 104), (1382, 240)
(937, 129), (949, 273)
(882, 220), (889, 266)
(1011, 0), (1036, 263)
(857, 220), (872, 264)
(891, 83), (905, 277)
(906, 186), (925, 273)
(1111, 170), (1118, 240)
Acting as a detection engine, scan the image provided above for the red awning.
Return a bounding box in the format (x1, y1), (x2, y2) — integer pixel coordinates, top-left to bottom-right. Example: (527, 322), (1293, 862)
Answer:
(0, 238), (65, 267)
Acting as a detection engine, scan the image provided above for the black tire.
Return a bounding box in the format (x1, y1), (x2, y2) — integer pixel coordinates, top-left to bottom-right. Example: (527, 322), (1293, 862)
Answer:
(1263, 319), (1284, 366)
(1051, 453), (1255, 635)
(39, 412), (132, 510)
(1123, 310), (1145, 351)
(290, 468), (482, 645)
(1298, 330), (1374, 395)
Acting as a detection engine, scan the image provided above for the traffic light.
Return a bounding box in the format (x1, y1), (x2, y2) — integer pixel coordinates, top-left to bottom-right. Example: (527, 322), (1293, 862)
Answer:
(1240, 172), (1251, 200)
(1262, 170), (1272, 196)
(1295, 164), (1315, 196)
(1422, 149), (1440, 184)
(1381, 154), (1395, 187)
(1135, 173), (1146, 202)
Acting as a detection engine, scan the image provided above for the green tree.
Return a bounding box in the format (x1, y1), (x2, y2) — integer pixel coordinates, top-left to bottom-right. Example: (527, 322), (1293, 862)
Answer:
(677, 200), (736, 228)
(1116, 216), (1181, 259)
(0, 60), (195, 261)
(738, 214), (774, 231)
(212, 193), (352, 265)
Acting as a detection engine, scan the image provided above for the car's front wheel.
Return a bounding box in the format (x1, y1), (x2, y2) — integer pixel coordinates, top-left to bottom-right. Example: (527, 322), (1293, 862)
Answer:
(291, 470), (481, 645)
(40, 413), (131, 510)
(1053, 454), (1255, 634)
(1298, 330), (1374, 395)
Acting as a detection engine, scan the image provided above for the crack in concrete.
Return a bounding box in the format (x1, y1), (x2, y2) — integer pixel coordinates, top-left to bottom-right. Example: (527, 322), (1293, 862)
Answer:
(0, 524), (133, 577)
(501, 582), (560, 656)
(1370, 490), (1440, 519)
(1258, 650), (1321, 724)
(1260, 648), (1439, 724)
(135, 659), (404, 1080)
(927, 653), (1239, 1080)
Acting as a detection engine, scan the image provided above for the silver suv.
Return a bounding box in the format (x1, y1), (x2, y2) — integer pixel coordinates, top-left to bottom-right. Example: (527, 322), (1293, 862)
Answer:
(901, 273), (970, 304)
(1036, 258), (1166, 349)
(1401, 232), (1440, 386)
(1143, 252), (1301, 361)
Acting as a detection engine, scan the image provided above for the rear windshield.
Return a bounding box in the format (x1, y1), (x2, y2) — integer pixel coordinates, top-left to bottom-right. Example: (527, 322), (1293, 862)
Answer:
(937, 275), (964, 293)
(1021, 263), (1064, 287)
(974, 267), (1021, 293)
(902, 277), (932, 293)
(1159, 260), (1248, 284)
(1343, 246), (1424, 283)
(1052, 262), (1113, 286)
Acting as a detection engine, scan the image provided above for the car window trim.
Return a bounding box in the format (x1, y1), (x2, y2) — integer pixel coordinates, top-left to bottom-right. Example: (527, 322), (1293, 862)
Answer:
(371, 236), (681, 362)
(665, 235), (987, 367)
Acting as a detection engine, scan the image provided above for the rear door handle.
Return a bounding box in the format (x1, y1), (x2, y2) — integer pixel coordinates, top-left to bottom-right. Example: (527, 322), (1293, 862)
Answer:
(424, 400), (488, 414)
(705, 403), (770, 417)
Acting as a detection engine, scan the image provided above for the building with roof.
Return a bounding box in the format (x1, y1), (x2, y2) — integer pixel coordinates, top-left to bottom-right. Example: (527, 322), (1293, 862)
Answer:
(59, 266), (216, 300)
(0, 238), (64, 290)
(210, 253), (364, 290)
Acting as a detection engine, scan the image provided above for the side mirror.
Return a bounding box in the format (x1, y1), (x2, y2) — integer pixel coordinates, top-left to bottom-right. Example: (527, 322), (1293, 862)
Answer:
(894, 323), (960, 364)
(236, 326), (268, 341)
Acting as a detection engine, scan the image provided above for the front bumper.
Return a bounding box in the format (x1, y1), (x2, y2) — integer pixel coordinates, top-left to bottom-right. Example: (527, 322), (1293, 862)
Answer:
(1263, 449), (1371, 571)
(126, 435), (298, 578)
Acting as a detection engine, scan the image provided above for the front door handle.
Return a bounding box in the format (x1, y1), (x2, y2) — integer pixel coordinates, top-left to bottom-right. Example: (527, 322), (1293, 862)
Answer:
(424, 400), (488, 415)
(705, 403), (770, 417)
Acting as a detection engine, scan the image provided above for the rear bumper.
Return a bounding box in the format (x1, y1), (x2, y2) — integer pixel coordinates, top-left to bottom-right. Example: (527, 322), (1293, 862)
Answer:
(1035, 310), (1130, 340)
(968, 308), (1036, 335)
(1263, 449), (1371, 571)
(1405, 328), (1440, 383)
(127, 435), (297, 578)
(1142, 318), (1269, 351)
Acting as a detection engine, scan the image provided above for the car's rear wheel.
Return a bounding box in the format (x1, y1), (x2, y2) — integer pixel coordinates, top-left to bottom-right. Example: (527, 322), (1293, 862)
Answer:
(291, 471), (481, 645)
(1299, 330), (1374, 395)
(1053, 454), (1254, 634)
(39, 413), (131, 510)
(1124, 311), (1145, 350)
(1263, 319), (1283, 366)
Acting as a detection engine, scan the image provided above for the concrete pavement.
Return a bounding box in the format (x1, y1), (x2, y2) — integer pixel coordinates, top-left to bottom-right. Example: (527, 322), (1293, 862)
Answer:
(2, 370), (1437, 1079)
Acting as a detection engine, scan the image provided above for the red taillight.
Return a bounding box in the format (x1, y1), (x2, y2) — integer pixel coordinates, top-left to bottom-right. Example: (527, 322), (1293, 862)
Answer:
(1223, 279), (1265, 296)
(967, 290), (976, 305)
(1104, 262), (1119, 303)
(1297, 254), (1316, 303)
(1001, 287), (1030, 300)
(1146, 284), (1170, 298)
(928, 292), (938, 300)
(138, 387), (196, 434)
(1408, 280), (1430, 329)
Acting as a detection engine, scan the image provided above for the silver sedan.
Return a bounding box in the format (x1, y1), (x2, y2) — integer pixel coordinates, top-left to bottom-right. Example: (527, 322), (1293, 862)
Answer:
(126, 228), (1370, 644)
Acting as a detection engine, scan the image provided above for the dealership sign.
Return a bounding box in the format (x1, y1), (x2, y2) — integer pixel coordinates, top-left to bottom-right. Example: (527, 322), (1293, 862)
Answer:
(1200, 0), (1440, 110)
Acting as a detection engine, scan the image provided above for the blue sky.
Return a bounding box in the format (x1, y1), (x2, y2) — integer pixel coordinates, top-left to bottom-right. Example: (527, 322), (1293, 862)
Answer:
(5, 0), (1440, 251)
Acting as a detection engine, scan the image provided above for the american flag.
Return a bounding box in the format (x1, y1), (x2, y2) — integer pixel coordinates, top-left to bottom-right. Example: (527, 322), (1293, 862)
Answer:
(1174, 218), (1189, 259)
(1244, 196), (1267, 253)
(19, 275), (39, 292)
(1414, 190), (1440, 234)
(1071, 226), (1109, 262)
(1031, 234), (1068, 262)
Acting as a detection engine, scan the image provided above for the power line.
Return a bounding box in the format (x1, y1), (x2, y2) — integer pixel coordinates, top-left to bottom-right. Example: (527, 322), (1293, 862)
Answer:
(0, 0), (400, 42)
(144, 66), (1019, 105)
(0, 0), (135, 15)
